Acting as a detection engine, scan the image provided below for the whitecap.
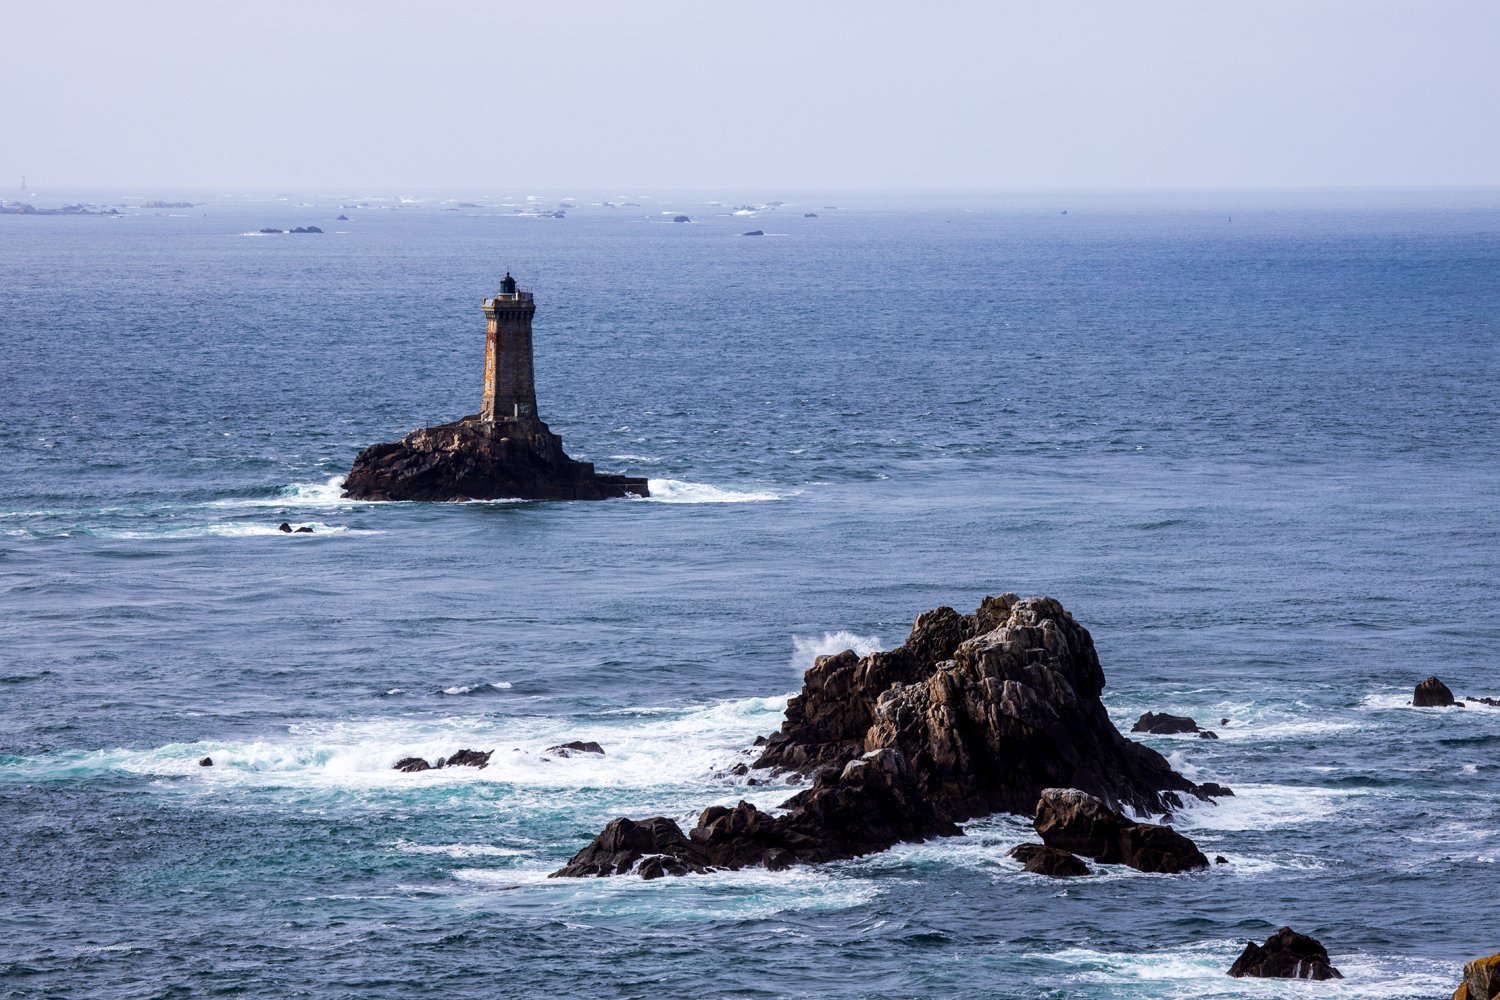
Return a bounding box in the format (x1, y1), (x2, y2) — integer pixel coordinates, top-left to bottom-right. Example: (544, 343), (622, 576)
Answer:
(641, 479), (779, 503)
(441, 681), (513, 695)
(393, 840), (527, 858)
(1173, 783), (1364, 832)
(789, 631), (882, 672)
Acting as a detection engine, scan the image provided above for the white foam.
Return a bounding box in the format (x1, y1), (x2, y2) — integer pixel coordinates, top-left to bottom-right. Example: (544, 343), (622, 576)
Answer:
(790, 631), (882, 672)
(641, 479), (779, 503)
(1174, 783), (1363, 832)
(441, 681), (513, 695)
(1040, 941), (1451, 997)
(393, 840), (527, 858)
(449, 862), (879, 919)
(53, 693), (793, 806)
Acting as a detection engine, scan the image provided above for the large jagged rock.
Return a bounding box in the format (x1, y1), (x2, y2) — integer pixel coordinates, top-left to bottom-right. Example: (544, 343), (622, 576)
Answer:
(759, 594), (1202, 820)
(342, 415), (647, 502)
(1033, 788), (1207, 874)
(551, 748), (958, 878)
(1414, 676), (1457, 707)
(1227, 927), (1343, 980)
(1453, 954), (1500, 1000)
(556, 594), (1219, 879)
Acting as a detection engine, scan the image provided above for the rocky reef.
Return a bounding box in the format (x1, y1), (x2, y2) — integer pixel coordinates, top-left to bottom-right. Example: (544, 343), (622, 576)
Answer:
(553, 594), (1219, 879)
(342, 415), (647, 502)
(1227, 927), (1343, 980)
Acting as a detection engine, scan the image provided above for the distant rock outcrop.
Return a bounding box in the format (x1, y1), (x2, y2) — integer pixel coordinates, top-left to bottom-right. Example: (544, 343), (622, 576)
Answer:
(1227, 927), (1343, 980)
(344, 415), (647, 501)
(546, 741), (604, 757)
(1414, 676), (1457, 707)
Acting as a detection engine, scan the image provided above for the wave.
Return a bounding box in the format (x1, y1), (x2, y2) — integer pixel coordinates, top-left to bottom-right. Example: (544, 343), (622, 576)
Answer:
(1035, 941), (1452, 998)
(641, 479), (780, 503)
(441, 681), (513, 695)
(789, 631), (882, 672)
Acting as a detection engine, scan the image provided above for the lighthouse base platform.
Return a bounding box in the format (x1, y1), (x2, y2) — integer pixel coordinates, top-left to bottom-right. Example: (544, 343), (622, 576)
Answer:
(341, 415), (649, 502)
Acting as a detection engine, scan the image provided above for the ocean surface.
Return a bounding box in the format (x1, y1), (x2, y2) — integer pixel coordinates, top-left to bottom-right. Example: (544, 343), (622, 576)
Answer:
(2, 189), (1498, 998)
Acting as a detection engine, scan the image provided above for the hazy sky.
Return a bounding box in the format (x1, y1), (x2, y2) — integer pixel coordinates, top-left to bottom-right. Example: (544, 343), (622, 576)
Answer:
(5, 0), (1499, 191)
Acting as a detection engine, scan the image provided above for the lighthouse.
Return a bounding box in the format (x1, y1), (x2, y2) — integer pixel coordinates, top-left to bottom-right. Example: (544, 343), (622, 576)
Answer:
(480, 272), (538, 422)
(342, 274), (648, 501)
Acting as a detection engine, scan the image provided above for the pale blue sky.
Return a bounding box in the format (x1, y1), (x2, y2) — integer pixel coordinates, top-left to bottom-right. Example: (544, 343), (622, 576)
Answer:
(4, 0), (1498, 190)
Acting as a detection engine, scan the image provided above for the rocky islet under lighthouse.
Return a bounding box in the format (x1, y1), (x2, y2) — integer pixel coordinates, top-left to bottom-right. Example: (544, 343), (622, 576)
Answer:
(341, 274), (649, 501)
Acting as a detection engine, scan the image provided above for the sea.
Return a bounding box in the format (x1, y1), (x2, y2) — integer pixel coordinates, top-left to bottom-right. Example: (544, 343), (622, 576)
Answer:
(1, 188), (1498, 999)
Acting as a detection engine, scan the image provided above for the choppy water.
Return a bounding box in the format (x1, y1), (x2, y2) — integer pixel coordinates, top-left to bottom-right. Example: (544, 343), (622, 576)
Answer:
(2, 190), (1498, 998)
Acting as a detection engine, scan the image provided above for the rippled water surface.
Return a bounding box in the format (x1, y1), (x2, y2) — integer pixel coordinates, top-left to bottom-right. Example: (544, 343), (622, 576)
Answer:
(2, 191), (1498, 998)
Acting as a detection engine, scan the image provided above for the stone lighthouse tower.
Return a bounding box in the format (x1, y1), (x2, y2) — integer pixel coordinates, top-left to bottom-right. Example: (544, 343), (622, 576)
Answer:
(341, 273), (648, 501)
(481, 272), (538, 422)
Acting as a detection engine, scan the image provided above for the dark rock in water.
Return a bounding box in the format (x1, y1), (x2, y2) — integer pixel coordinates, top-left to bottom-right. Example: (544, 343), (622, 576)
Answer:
(289, 226), (323, 234)
(258, 227), (283, 234)
(1414, 676), (1457, 707)
(673, 215), (690, 223)
(1197, 730), (1219, 739)
(444, 748), (493, 769)
(1132, 711), (1202, 735)
(803, 212), (818, 217)
(1009, 843), (1090, 877)
(394, 756), (432, 773)
(552, 748), (959, 878)
(1453, 953), (1500, 1000)
(1197, 782), (1235, 797)
(343, 415), (648, 501)
(742, 230), (764, 236)
(546, 740), (604, 757)
(294, 526), (313, 533)
(337, 214), (349, 221)
(198, 757), (213, 767)
(1215, 855), (1229, 864)
(277, 522), (292, 533)
(756, 595), (1205, 820)
(1034, 787), (1208, 874)
(1471, 696), (1500, 708)
(1220, 718), (1231, 726)
(559, 594), (1221, 880)
(1227, 927), (1343, 980)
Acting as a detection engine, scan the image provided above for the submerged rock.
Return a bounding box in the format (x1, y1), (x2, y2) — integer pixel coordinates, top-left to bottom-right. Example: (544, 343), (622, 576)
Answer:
(1008, 843), (1090, 877)
(1226, 927), (1343, 980)
(393, 748), (492, 772)
(1033, 788), (1208, 874)
(1414, 676), (1457, 707)
(198, 757), (213, 767)
(742, 230), (764, 236)
(445, 748), (493, 769)
(1132, 711), (1202, 735)
(1453, 953), (1500, 1000)
(546, 741), (604, 757)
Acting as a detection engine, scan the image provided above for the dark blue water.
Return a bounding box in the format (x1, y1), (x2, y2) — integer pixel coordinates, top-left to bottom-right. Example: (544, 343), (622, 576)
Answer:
(2, 191), (1498, 998)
